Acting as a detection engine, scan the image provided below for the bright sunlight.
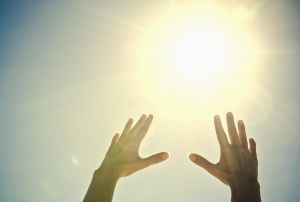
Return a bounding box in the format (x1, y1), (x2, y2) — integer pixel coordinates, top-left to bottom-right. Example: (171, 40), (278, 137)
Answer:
(164, 19), (241, 82)
(133, 2), (262, 114)
(137, 2), (260, 86)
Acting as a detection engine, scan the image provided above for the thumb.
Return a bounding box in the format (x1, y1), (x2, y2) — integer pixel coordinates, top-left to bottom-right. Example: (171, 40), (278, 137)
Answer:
(189, 153), (228, 184)
(138, 152), (169, 170)
(189, 153), (214, 170)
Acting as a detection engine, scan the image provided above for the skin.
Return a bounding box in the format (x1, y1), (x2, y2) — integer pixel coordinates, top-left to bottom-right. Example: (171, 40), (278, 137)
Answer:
(189, 112), (261, 202)
(83, 114), (169, 202)
(84, 112), (261, 202)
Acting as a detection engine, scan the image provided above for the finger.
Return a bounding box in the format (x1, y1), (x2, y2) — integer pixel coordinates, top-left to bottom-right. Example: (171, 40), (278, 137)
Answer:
(112, 133), (120, 145)
(130, 114), (147, 136)
(249, 138), (257, 161)
(238, 120), (248, 149)
(119, 118), (133, 142)
(189, 153), (227, 184)
(135, 114), (153, 144)
(107, 133), (119, 154)
(138, 152), (169, 170)
(226, 112), (240, 145)
(214, 115), (229, 150)
(189, 153), (215, 171)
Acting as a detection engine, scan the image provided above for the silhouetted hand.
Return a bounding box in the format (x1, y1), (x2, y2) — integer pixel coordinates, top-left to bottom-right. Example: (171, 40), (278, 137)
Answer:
(189, 112), (261, 202)
(97, 114), (169, 178)
(83, 114), (169, 202)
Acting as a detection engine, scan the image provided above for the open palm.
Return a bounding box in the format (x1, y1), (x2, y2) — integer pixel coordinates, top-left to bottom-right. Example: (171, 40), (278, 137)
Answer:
(189, 112), (258, 186)
(97, 114), (169, 179)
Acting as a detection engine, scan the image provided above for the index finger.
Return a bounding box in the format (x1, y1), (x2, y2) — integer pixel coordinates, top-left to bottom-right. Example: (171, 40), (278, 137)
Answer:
(135, 114), (153, 143)
(214, 115), (229, 150)
(226, 112), (240, 145)
(130, 114), (147, 136)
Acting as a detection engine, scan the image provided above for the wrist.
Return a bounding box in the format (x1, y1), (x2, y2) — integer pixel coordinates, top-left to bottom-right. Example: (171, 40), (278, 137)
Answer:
(83, 167), (119, 202)
(93, 167), (120, 184)
(229, 176), (261, 202)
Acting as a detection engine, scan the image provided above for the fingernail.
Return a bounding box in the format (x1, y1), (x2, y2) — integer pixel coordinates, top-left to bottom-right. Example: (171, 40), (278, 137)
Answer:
(238, 120), (244, 125)
(148, 114), (153, 120)
(249, 138), (256, 144)
(161, 152), (169, 160)
(226, 112), (233, 117)
(189, 154), (196, 161)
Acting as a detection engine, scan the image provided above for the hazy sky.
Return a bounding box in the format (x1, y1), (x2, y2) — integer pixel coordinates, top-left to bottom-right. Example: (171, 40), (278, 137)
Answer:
(1, 1), (300, 202)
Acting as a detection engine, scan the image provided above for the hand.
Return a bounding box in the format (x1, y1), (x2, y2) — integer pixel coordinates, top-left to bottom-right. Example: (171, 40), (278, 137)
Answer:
(84, 114), (168, 202)
(189, 112), (261, 202)
(96, 114), (169, 179)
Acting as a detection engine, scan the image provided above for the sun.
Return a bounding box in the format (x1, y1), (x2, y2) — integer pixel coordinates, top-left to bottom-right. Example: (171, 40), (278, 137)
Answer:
(164, 20), (238, 82)
(137, 3), (259, 87)
(132, 2), (261, 114)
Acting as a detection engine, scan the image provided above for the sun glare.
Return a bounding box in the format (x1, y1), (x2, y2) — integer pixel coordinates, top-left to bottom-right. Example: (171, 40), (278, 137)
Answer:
(164, 21), (238, 82)
(133, 2), (261, 114)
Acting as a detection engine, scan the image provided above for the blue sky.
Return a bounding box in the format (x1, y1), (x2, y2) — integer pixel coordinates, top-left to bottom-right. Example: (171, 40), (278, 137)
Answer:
(1, 1), (300, 202)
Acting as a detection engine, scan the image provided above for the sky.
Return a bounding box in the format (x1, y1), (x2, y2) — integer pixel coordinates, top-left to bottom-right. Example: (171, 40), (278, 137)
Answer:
(1, 0), (300, 202)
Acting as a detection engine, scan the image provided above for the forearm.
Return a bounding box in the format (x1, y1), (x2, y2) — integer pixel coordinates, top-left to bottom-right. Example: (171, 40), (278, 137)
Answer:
(229, 178), (261, 202)
(83, 169), (119, 202)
